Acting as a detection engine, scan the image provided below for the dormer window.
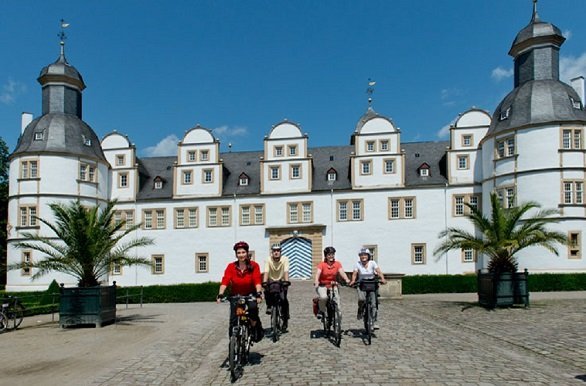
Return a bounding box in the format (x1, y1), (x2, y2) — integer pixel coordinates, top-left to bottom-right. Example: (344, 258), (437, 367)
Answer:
(327, 168), (337, 182)
(418, 163), (431, 177)
(154, 177), (164, 190)
(238, 173), (249, 186)
(82, 134), (92, 147)
(499, 106), (511, 121)
(34, 131), (44, 141)
(570, 97), (582, 110)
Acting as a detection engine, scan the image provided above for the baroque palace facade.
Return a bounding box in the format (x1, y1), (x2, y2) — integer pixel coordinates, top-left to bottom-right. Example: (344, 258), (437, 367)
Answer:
(6, 6), (586, 291)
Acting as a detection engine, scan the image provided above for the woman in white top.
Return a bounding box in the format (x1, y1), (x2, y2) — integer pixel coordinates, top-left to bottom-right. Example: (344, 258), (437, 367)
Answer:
(349, 248), (386, 320)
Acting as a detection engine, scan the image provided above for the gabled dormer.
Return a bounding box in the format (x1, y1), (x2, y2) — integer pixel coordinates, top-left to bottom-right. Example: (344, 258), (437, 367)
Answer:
(102, 131), (138, 202)
(417, 163), (431, 177)
(447, 108), (490, 185)
(238, 172), (250, 187)
(260, 120), (312, 194)
(174, 125), (222, 197)
(326, 167), (337, 182)
(153, 176), (165, 190)
(350, 108), (405, 189)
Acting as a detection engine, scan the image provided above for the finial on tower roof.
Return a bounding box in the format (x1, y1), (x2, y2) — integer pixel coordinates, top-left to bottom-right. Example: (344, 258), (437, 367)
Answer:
(366, 78), (376, 108)
(531, 0), (540, 23)
(58, 19), (70, 59)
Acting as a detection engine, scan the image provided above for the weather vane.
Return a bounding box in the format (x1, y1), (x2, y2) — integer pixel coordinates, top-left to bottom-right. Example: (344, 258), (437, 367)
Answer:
(58, 19), (70, 56)
(366, 78), (376, 107)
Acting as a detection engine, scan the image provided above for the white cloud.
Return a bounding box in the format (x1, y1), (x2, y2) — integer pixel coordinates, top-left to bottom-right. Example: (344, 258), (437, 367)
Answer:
(213, 125), (248, 138)
(560, 53), (586, 83)
(142, 134), (179, 157)
(491, 66), (514, 82)
(436, 117), (458, 139)
(0, 79), (27, 104)
(440, 88), (464, 107)
(563, 30), (572, 40)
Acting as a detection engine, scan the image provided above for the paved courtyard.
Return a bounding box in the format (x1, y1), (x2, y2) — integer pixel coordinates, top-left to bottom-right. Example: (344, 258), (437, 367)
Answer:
(1, 281), (586, 385)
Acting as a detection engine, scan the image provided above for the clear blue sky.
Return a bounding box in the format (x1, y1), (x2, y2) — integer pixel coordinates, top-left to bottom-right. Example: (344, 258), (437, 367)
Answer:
(2, 1), (586, 157)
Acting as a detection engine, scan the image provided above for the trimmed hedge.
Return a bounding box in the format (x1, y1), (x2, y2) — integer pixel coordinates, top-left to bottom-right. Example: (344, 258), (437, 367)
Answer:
(402, 273), (586, 294)
(119, 282), (220, 303)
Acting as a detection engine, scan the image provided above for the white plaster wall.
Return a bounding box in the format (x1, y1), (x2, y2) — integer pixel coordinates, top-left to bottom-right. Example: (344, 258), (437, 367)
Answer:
(102, 133), (131, 149)
(265, 138), (306, 160)
(516, 126), (559, 171)
(183, 127), (215, 144)
(359, 117), (396, 135)
(268, 122), (302, 139)
(174, 164), (222, 197)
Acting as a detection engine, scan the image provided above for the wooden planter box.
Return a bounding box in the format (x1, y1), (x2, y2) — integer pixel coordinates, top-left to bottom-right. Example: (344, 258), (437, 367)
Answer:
(59, 283), (117, 328)
(477, 269), (529, 309)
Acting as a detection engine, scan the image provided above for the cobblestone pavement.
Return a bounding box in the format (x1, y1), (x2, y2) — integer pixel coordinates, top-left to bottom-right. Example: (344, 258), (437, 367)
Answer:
(2, 282), (586, 386)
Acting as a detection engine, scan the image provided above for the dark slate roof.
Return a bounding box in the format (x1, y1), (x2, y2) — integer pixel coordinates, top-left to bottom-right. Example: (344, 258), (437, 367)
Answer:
(510, 18), (564, 57)
(137, 156), (175, 200)
(135, 142), (449, 200)
(487, 80), (586, 137)
(402, 141), (448, 186)
(11, 112), (106, 162)
(38, 53), (86, 90)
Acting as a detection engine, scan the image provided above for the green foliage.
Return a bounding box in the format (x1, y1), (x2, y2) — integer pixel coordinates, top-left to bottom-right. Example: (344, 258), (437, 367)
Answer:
(10, 200), (154, 287)
(120, 282), (220, 303)
(528, 273), (586, 292)
(39, 279), (61, 305)
(435, 193), (567, 275)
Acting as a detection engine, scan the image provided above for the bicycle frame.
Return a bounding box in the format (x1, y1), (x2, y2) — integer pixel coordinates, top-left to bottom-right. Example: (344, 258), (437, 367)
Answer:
(264, 280), (290, 342)
(358, 279), (379, 345)
(320, 283), (342, 347)
(227, 295), (255, 382)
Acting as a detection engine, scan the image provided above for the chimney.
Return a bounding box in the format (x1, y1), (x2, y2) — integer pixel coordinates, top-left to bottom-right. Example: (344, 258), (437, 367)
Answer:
(570, 76), (585, 105)
(21, 112), (33, 134)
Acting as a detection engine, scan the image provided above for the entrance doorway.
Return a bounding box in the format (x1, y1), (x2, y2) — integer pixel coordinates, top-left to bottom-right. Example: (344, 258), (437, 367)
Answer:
(281, 237), (312, 279)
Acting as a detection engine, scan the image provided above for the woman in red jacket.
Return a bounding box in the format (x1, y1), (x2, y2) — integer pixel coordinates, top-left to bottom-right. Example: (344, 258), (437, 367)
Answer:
(217, 241), (263, 340)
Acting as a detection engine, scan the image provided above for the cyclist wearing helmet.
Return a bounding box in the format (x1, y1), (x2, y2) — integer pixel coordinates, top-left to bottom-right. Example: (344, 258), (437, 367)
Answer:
(313, 246), (351, 318)
(263, 243), (290, 330)
(348, 248), (386, 320)
(217, 241), (264, 341)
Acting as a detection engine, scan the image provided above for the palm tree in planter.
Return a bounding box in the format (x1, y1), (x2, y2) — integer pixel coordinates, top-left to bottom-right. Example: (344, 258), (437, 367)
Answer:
(11, 200), (154, 327)
(434, 193), (567, 308)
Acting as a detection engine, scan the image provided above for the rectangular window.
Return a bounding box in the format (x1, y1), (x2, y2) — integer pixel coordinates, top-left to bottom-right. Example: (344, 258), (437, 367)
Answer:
(238, 204), (265, 226)
(254, 206), (264, 224)
(454, 195), (465, 216)
(380, 140), (389, 151)
(568, 231), (582, 259)
(388, 197), (416, 220)
(360, 160), (372, 175)
(115, 210), (134, 230)
(411, 244), (426, 265)
(462, 248), (475, 263)
(384, 159), (395, 174)
(119, 173), (128, 188)
(241, 206), (250, 225)
(20, 160), (39, 179)
(337, 199), (363, 221)
(274, 146), (283, 157)
(144, 210), (153, 229)
(79, 163), (96, 182)
(114, 211), (123, 227)
(290, 164), (301, 179)
(496, 187), (516, 208)
(270, 166), (280, 180)
(207, 206), (231, 227)
(152, 255), (164, 274)
(18, 206), (38, 227)
(203, 169), (213, 184)
(156, 210), (165, 229)
(34, 132), (44, 141)
(200, 150), (209, 161)
(338, 201), (347, 221)
(188, 208), (197, 228)
(457, 155), (469, 170)
(288, 202), (313, 224)
(188, 151), (196, 162)
(561, 128), (583, 150)
(182, 170), (192, 185)
(453, 194), (481, 216)
(462, 135), (472, 147)
(196, 253), (209, 273)
(143, 209), (165, 230)
(289, 203), (298, 223)
(175, 208), (185, 228)
(111, 262), (122, 275)
(302, 203), (312, 223)
(366, 141), (375, 152)
(328, 172), (337, 181)
(239, 177), (248, 186)
(116, 154), (125, 166)
(21, 251), (32, 276)
(562, 180), (584, 205)
(496, 136), (515, 159)
(288, 145), (297, 156)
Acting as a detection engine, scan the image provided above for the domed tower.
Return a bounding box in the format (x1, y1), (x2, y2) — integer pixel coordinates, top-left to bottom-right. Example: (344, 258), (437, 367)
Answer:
(480, 2), (586, 271)
(6, 35), (109, 291)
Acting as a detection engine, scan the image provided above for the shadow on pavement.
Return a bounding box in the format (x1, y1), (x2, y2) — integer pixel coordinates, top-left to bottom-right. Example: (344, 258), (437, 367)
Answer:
(115, 313), (166, 324)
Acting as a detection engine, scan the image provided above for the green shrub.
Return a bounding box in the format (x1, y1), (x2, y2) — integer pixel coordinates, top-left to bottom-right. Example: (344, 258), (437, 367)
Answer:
(39, 280), (60, 305)
(118, 282), (220, 303)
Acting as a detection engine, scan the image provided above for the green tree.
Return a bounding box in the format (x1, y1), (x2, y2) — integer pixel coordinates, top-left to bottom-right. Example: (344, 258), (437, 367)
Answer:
(434, 193), (567, 275)
(0, 136), (9, 285)
(10, 200), (153, 287)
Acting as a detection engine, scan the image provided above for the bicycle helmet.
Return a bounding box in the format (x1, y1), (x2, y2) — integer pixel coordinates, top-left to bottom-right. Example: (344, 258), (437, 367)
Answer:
(271, 243), (281, 250)
(323, 246), (336, 256)
(233, 241), (250, 252)
(358, 248), (372, 257)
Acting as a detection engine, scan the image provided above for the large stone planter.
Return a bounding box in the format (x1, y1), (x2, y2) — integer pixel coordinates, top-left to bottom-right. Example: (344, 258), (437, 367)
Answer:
(477, 269), (529, 309)
(59, 283), (117, 328)
(379, 273), (404, 299)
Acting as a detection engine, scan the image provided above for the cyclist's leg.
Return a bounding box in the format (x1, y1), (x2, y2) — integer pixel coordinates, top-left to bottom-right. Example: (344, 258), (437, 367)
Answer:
(247, 298), (263, 342)
(228, 299), (237, 337)
(281, 288), (289, 319)
(357, 288), (366, 319)
(371, 290), (378, 321)
(316, 286), (328, 314)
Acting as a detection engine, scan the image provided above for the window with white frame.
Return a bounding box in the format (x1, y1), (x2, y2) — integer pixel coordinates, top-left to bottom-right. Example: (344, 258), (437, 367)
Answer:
(20, 160), (39, 179)
(18, 206), (37, 227)
(154, 179), (163, 189)
(240, 204), (264, 226)
(239, 176), (249, 186)
(290, 164), (301, 179)
(200, 150), (209, 162)
(274, 146), (283, 157)
(21, 251), (32, 276)
(156, 210), (166, 229)
(337, 199), (363, 221)
(496, 136), (515, 159)
(196, 253), (209, 273)
(182, 170), (193, 185)
(496, 186), (516, 208)
(419, 168), (429, 177)
(457, 155), (469, 170)
(188, 150), (196, 162)
(143, 209), (166, 230)
(270, 166), (280, 180)
(562, 181), (584, 205)
(111, 262), (122, 275)
(288, 202), (312, 224)
(327, 170), (337, 181)
(360, 160), (372, 175)
(288, 145), (297, 156)
(79, 163), (96, 182)
(411, 244), (426, 264)
(462, 248), (475, 263)
(144, 210), (153, 229)
(203, 169), (213, 183)
(462, 135), (472, 147)
(568, 231), (582, 259)
(388, 197), (416, 219)
(119, 172), (128, 188)
(380, 140), (389, 151)
(116, 154), (125, 166)
(114, 210), (135, 230)
(453, 194), (481, 216)
(207, 206), (231, 227)
(221, 207), (230, 226)
(34, 131), (44, 141)
(366, 141), (375, 152)
(562, 128), (583, 150)
(152, 255), (164, 274)
(384, 159), (395, 174)
(175, 207), (198, 228)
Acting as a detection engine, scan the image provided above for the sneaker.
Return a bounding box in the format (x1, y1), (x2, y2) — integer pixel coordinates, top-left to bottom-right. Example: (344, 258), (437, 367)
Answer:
(373, 324), (380, 330)
(316, 312), (323, 320)
(266, 306), (272, 315)
(282, 320), (288, 332)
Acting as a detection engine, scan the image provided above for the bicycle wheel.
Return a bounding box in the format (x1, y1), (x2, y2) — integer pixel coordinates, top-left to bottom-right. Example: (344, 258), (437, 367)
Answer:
(271, 305), (280, 342)
(240, 325), (250, 365)
(364, 302), (372, 345)
(0, 312), (7, 333)
(229, 335), (239, 382)
(333, 304), (342, 347)
(8, 302), (24, 329)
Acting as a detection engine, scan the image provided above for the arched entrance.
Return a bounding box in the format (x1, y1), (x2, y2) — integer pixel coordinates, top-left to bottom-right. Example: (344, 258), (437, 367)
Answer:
(281, 237), (313, 279)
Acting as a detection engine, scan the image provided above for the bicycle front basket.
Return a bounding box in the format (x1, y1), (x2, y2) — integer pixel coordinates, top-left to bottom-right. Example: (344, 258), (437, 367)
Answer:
(268, 282), (282, 294)
(359, 279), (378, 292)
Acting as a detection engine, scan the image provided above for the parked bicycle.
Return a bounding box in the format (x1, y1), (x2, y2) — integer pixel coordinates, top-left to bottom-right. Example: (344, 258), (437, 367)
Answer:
(1, 296), (25, 332)
(223, 294), (256, 382)
(318, 282), (343, 347)
(263, 280), (291, 342)
(354, 278), (379, 345)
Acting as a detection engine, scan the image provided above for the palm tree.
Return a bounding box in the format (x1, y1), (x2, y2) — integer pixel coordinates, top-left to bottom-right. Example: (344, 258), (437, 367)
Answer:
(11, 200), (154, 287)
(434, 193), (567, 276)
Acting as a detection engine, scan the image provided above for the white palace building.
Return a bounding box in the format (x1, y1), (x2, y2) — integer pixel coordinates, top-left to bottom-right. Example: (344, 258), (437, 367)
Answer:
(6, 6), (586, 291)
